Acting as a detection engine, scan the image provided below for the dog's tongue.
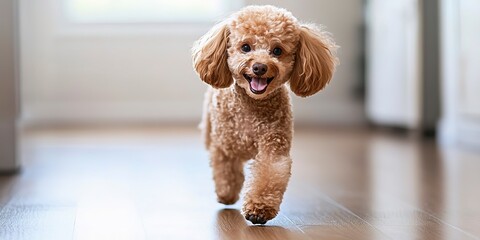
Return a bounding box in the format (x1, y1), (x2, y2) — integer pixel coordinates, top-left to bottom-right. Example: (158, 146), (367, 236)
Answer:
(250, 77), (268, 92)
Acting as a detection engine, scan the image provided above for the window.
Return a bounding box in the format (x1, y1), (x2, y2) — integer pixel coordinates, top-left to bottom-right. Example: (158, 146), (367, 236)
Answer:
(65, 0), (242, 23)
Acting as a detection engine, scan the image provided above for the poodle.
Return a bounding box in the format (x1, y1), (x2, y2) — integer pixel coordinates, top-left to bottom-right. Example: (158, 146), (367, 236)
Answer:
(192, 5), (338, 224)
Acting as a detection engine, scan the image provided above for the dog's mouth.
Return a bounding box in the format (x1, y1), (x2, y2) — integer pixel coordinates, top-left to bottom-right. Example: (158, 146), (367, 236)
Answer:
(243, 74), (275, 94)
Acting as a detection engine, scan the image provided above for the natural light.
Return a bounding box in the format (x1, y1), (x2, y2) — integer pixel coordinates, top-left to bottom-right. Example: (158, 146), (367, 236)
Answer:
(65, 0), (241, 23)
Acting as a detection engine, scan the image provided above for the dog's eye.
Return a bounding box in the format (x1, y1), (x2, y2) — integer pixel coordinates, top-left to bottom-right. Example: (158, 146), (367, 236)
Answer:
(272, 47), (282, 56)
(241, 44), (251, 53)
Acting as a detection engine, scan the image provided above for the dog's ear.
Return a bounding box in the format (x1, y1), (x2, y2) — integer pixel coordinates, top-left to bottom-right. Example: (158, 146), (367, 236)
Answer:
(192, 22), (233, 88)
(289, 25), (338, 97)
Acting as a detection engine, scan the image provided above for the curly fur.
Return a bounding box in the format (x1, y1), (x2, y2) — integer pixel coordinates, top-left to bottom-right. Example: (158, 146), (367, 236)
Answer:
(192, 5), (338, 224)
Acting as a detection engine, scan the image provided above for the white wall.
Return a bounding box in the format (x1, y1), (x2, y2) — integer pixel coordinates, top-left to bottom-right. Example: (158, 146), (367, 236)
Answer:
(20, 0), (365, 126)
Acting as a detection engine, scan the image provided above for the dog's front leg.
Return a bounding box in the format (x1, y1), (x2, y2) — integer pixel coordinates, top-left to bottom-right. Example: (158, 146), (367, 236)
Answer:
(242, 147), (292, 224)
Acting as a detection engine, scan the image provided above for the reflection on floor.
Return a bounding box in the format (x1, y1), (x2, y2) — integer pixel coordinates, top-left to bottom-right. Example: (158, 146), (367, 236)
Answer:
(0, 126), (479, 240)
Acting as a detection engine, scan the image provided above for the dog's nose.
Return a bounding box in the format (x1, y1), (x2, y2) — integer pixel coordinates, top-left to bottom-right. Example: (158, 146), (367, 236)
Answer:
(252, 63), (268, 76)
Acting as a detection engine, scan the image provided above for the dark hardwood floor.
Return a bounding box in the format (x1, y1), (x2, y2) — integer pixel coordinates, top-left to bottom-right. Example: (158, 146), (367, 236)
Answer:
(0, 126), (479, 240)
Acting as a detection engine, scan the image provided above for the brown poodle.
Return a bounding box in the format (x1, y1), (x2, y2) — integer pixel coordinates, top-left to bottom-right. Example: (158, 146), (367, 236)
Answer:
(192, 5), (338, 224)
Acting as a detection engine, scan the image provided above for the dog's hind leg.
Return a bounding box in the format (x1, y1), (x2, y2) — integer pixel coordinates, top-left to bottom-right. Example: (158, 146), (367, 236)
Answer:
(210, 148), (245, 205)
(200, 90), (213, 149)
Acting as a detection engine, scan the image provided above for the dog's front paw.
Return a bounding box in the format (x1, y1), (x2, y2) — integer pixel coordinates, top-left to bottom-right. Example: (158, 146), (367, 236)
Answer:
(242, 204), (278, 225)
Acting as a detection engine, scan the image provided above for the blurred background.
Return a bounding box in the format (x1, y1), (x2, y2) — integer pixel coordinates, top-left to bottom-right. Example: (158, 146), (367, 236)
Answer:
(17, 0), (364, 126)
(1, 0), (480, 239)
(1, 0), (479, 170)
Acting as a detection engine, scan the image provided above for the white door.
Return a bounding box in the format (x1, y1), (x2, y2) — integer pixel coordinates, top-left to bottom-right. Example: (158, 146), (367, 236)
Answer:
(366, 0), (422, 128)
(439, 0), (480, 147)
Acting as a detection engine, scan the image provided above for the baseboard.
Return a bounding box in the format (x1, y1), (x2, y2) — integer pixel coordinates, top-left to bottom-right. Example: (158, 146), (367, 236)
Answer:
(21, 101), (203, 126)
(22, 99), (367, 127)
(0, 119), (19, 171)
(439, 117), (480, 148)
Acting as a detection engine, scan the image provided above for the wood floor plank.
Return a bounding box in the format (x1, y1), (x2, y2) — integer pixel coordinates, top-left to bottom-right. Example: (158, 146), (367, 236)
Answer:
(0, 126), (477, 239)
(214, 209), (307, 240)
(324, 192), (477, 240)
(279, 186), (391, 240)
(0, 205), (75, 240)
(289, 129), (480, 240)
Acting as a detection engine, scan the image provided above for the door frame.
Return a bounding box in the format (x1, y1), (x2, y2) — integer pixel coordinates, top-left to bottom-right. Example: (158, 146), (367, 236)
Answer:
(0, 0), (20, 172)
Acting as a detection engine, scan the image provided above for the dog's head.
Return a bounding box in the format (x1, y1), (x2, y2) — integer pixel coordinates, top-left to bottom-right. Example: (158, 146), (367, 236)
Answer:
(192, 5), (338, 99)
